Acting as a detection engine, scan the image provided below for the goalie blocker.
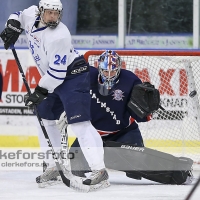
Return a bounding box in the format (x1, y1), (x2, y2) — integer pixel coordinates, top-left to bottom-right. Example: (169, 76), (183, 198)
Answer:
(104, 141), (193, 185)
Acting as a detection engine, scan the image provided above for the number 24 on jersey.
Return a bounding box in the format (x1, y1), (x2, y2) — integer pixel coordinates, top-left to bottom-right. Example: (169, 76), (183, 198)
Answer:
(54, 55), (67, 65)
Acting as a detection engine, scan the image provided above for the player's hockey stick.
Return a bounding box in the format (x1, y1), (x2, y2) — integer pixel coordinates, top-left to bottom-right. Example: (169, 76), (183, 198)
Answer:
(184, 175), (200, 200)
(59, 113), (71, 167)
(11, 46), (90, 192)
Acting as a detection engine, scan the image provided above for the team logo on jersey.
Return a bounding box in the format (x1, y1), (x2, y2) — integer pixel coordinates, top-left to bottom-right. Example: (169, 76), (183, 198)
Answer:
(26, 26), (41, 46)
(112, 90), (124, 101)
(33, 35), (41, 44)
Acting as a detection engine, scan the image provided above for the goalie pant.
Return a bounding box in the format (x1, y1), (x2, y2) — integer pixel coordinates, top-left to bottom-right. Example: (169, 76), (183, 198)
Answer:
(70, 140), (193, 185)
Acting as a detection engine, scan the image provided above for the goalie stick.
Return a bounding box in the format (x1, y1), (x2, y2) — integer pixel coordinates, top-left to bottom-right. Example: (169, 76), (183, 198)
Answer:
(11, 46), (91, 192)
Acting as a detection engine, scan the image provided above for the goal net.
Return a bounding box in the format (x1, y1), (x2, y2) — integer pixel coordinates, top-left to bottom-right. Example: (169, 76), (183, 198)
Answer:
(84, 50), (200, 165)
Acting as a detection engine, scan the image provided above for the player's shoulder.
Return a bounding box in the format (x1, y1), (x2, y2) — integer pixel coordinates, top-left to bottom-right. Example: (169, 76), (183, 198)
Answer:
(120, 69), (140, 80)
(56, 22), (71, 35)
(45, 22), (71, 42)
(89, 66), (98, 83)
(90, 66), (98, 74)
(90, 66), (98, 77)
(22, 5), (39, 17)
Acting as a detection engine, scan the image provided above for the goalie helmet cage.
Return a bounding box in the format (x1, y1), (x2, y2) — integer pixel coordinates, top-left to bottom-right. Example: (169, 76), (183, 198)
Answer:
(84, 50), (200, 165)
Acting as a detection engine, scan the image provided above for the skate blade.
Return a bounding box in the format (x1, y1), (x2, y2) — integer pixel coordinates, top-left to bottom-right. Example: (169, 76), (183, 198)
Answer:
(69, 175), (90, 192)
(70, 179), (110, 193)
(38, 177), (62, 188)
(89, 180), (110, 192)
(38, 173), (110, 192)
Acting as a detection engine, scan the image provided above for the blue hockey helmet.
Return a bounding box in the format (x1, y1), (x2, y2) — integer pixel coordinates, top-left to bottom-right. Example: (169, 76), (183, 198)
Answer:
(98, 50), (121, 96)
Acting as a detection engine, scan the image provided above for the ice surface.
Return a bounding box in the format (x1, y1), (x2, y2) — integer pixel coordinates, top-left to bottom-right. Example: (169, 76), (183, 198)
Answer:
(0, 170), (200, 200)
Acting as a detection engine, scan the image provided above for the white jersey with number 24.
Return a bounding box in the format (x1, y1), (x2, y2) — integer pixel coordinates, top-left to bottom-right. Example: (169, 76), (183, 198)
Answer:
(8, 5), (79, 92)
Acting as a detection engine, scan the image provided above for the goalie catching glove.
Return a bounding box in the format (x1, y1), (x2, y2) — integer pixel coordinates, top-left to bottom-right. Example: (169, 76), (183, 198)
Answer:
(127, 82), (160, 118)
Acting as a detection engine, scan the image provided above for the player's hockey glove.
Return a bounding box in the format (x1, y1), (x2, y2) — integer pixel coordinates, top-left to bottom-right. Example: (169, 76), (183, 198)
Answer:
(0, 19), (23, 50)
(127, 82), (160, 118)
(25, 85), (48, 108)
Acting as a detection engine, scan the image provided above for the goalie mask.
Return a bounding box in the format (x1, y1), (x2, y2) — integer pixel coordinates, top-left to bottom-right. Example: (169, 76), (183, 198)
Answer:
(39, 0), (63, 28)
(98, 50), (121, 96)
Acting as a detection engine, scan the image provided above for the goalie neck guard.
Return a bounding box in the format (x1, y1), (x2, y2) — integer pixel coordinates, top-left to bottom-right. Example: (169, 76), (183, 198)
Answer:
(98, 50), (122, 96)
(39, 0), (63, 28)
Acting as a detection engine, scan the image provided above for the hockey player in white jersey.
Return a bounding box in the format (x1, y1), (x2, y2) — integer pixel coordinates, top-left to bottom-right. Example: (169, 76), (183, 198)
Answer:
(0, 0), (109, 190)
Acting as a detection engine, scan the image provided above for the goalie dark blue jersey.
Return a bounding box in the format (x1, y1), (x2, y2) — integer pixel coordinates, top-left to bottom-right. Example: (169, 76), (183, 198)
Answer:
(89, 66), (150, 136)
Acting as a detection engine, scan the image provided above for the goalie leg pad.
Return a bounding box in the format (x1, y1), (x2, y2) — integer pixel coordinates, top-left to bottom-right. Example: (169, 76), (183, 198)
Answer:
(104, 141), (193, 184)
(129, 170), (191, 185)
(70, 140), (193, 185)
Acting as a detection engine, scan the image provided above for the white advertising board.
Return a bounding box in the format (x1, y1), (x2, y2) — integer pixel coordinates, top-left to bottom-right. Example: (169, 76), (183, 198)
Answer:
(0, 35), (193, 49)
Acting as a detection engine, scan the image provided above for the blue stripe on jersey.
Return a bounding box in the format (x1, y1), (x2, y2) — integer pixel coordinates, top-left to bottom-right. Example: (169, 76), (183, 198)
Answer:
(13, 12), (20, 16)
(31, 16), (48, 33)
(47, 70), (65, 80)
(32, 26), (47, 33)
(49, 67), (67, 72)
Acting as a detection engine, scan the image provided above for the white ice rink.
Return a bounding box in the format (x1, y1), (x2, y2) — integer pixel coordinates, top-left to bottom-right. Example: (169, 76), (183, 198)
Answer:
(0, 170), (200, 200)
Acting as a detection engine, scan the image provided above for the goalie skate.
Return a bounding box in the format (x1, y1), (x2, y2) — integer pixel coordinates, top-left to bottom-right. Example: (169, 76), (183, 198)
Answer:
(183, 170), (194, 185)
